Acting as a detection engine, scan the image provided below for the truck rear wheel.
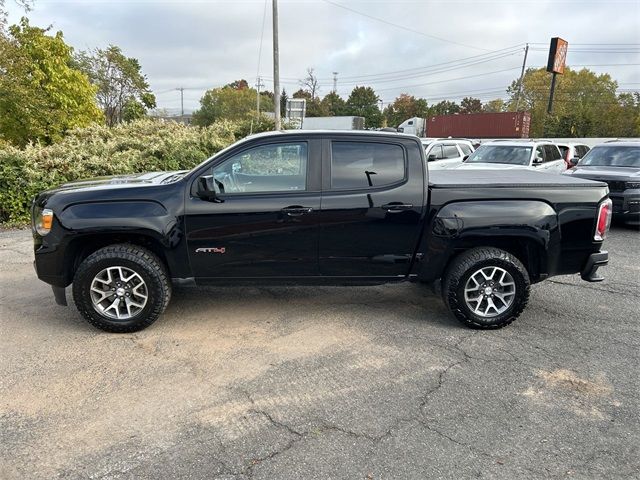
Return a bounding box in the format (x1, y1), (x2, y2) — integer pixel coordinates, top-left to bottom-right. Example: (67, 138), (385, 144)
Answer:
(72, 244), (171, 333)
(442, 247), (530, 329)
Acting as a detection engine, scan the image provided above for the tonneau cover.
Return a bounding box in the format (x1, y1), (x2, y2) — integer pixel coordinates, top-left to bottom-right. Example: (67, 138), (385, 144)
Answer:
(428, 169), (607, 188)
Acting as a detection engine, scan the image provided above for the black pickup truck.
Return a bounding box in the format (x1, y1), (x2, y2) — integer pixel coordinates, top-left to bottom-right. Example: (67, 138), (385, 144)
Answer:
(32, 131), (611, 333)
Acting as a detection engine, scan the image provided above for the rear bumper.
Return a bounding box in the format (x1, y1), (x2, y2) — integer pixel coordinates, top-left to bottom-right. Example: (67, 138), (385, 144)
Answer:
(580, 251), (608, 282)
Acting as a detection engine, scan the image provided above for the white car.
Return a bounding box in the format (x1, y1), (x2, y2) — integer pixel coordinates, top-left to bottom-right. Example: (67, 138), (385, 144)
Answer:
(456, 140), (566, 174)
(555, 142), (590, 169)
(421, 138), (475, 170)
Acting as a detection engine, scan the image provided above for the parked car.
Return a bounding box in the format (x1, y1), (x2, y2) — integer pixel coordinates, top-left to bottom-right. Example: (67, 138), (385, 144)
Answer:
(556, 142), (590, 169)
(421, 138), (475, 169)
(32, 130), (611, 333)
(564, 141), (640, 225)
(457, 140), (566, 173)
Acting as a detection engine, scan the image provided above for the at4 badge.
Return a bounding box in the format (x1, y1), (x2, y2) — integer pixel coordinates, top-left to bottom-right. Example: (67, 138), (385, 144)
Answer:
(195, 247), (226, 254)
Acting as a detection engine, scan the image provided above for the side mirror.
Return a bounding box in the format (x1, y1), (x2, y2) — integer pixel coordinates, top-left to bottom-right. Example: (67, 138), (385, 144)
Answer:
(533, 156), (543, 165)
(196, 175), (223, 202)
(569, 157), (579, 167)
(427, 154), (437, 162)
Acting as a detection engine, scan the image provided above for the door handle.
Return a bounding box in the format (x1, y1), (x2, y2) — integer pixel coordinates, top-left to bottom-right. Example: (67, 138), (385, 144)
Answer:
(282, 206), (313, 216)
(381, 203), (413, 212)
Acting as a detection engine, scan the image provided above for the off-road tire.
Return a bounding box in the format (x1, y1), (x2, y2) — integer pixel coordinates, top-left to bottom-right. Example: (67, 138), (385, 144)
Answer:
(442, 247), (530, 329)
(73, 244), (171, 333)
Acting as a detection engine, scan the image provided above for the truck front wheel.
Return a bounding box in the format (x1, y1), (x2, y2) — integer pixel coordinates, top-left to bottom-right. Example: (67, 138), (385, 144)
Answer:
(72, 244), (171, 333)
(442, 247), (530, 329)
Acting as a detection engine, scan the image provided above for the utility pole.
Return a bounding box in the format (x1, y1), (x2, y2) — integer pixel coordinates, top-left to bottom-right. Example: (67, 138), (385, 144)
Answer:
(176, 87), (185, 116)
(272, 0), (281, 130)
(514, 44), (529, 112)
(332, 72), (338, 93)
(255, 76), (265, 115)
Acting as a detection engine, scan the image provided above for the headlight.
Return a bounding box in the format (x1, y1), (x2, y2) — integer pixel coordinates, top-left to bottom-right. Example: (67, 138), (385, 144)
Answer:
(625, 181), (640, 190)
(33, 207), (54, 236)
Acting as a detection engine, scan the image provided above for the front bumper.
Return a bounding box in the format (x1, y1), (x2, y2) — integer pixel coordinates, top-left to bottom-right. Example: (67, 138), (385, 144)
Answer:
(610, 193), (640, 220)
(580, 251), (608, 282)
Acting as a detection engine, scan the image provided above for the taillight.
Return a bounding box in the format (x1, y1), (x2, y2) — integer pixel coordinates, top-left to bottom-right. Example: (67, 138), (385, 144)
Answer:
(594, 199), (612, 241)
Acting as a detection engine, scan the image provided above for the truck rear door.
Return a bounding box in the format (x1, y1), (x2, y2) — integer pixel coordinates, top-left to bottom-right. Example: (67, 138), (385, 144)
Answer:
(318, 136), (426, 277)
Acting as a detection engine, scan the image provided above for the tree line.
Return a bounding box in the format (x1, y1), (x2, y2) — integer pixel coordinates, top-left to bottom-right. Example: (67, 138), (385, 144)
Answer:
(1, 11), (638, 148)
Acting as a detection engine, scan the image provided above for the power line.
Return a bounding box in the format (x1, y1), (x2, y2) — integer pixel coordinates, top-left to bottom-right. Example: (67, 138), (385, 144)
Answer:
(321, 0), (493, 52)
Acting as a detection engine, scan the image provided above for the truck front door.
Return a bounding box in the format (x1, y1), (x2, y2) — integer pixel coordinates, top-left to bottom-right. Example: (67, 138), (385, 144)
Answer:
(185, 139), (321, 278)
(318, 137), (426, 278)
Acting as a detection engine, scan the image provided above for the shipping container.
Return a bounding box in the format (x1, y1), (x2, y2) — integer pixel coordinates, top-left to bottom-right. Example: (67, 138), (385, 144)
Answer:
(300, 116), (365, 130)
(424, 112), (531, 138)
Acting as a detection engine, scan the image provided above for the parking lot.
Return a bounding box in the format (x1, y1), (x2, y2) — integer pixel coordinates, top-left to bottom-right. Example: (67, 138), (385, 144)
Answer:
(0, 226), (638, 479)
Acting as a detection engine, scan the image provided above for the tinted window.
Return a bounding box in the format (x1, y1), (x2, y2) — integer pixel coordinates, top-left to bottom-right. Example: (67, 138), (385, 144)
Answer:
(577, 145), (590, 157)
(466, 145), (532, 166)
(442, 145), (460, 159)
(427, 144), (443, 160)
(543, 145), (562, 161)
(331, 142), (405, 189)
(459, 143), (473, 155)
(212, 142), (307, 194)
(579, 146), (640, 167)
(558, 146), (569, 159)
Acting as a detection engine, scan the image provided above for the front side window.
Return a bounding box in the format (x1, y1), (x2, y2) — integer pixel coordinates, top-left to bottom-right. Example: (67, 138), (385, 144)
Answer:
(465, 145), (533, 166)
(331, 141), (405, 189)
(427, 144), (444, 161)
(212, 142), (308, 194)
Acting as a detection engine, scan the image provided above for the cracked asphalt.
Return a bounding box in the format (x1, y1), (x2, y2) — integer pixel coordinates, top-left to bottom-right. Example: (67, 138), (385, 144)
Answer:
(1, 226), (638, 479)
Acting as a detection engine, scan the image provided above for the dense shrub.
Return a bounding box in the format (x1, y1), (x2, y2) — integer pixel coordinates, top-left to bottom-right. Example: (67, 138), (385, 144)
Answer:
(0, 118), (275, 224)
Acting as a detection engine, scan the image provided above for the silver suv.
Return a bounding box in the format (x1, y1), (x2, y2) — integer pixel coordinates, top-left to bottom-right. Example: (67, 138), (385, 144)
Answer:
(458, 139), (566, 174)
(421, 138), (475, 170)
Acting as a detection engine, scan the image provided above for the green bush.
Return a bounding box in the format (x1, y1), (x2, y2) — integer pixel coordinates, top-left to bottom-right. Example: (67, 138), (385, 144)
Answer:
(0, 118), (273, 224)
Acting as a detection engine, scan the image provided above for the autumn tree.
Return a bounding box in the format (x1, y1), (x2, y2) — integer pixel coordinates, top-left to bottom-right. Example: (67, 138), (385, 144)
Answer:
(0, 18), (101, 145)
(345, 86), (382, 128)
(483, 98), (506, 113)
(428, 100), (460, 116)
(460, 97), (483, 114)
(292, 89), (328, 117)
(383, 93), (429, 127)
(192, 85), (274, 126)
(75, 45), (156, 126)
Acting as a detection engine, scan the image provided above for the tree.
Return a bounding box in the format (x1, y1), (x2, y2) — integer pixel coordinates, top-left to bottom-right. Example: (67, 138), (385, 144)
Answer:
(225, 79), (249, 90)
(192, 85), (273, 126)
(460, 97), (483, 114)
(280, 88), (288, 117)
(292, 88), (328, 117)
(506, 67), (620, 137)
(320, 91), (346, 116)
(383, 93), (429, 127)
(345, 86), (382, 128)
(0, 0), (32, 30)
(300, 67), (320, 100)
(483, 98), (506, 113)
(428, 100), (460, 116)
(0, 18), (101, 146)
(75, 45), (156, 126)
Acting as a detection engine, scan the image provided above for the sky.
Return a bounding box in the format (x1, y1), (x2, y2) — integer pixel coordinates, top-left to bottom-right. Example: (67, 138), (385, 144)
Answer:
(6, 0), (640, 115)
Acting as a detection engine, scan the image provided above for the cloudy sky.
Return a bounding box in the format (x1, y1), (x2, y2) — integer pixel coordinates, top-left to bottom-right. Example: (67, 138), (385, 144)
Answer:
(6, 0), (640, 114)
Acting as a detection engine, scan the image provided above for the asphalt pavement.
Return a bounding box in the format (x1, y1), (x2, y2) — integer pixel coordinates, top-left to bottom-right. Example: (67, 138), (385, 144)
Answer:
(1, 226), (638, 479)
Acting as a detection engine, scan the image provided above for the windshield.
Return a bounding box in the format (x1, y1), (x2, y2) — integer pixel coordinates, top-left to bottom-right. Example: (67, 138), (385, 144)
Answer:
(578, 145), (640, 167)
(465, 145), (532, 166)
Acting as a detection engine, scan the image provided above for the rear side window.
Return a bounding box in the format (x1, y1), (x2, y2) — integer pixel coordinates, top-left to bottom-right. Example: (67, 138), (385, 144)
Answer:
(442, 145), (459, 159)
(331, 142), (405, 189)
(459, 143), (473, 155)
(544, 145), (562, 161)
(558, 146), (569, 159)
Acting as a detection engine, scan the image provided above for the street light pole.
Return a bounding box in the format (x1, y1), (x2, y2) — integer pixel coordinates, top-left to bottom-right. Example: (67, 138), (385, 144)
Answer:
(272, 0), (281, 130)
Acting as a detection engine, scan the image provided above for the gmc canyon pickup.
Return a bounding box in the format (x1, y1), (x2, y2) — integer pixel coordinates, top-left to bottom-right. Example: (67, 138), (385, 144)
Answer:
(32, 130), (611, 332)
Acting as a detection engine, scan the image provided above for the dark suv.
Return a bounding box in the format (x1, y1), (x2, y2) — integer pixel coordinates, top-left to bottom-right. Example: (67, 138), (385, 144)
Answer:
(564, 141), (640, 225)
